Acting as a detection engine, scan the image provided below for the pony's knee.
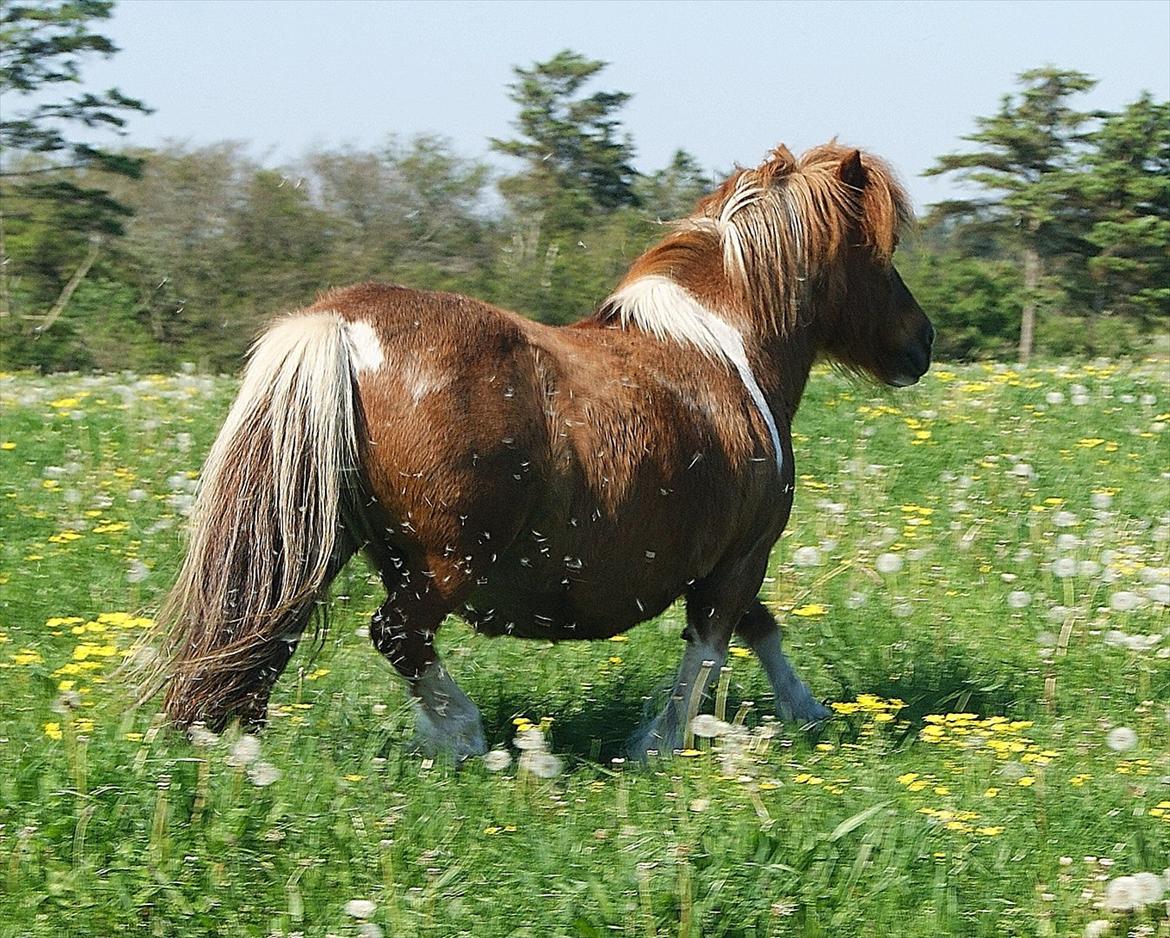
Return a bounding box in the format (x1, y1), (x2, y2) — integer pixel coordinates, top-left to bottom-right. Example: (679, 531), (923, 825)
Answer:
(369, 607), (436, 680)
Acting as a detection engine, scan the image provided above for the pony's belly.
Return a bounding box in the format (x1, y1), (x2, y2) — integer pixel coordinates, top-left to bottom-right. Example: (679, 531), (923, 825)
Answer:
(461, 575), (680, 641)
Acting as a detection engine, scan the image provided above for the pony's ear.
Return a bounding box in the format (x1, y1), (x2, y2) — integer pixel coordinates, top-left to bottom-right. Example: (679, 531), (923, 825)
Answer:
(837, 149), (868, 190)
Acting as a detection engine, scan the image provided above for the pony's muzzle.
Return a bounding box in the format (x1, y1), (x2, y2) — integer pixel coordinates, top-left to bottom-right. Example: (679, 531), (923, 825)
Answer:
(889, 320), (934, 387)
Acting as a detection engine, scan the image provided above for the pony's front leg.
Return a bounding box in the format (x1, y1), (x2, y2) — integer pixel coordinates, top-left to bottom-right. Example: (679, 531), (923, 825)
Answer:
(735, 600), (830, 726)
(627, 593), (740, 759)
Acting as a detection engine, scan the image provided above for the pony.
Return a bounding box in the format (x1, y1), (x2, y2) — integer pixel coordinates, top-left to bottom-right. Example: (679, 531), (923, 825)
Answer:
(147, 142), (933, 759)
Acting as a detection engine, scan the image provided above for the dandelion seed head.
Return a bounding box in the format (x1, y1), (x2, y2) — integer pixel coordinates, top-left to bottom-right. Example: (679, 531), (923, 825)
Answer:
(482, 748), (512, 772)
(876, 552), (903, 575)
(1008, 590), (1032, 609)
(1103, 875), (1139, 912)
(690, 714), (731, 738)
(247, 761), (281, 787)
(519, 750), (563, 778)
(188, 724), (219, 748)
(793, 546), (821, 568)
(345, 899), (376, 920)
(226, 734), (261, 766)
(1105, 726), (1138, 752)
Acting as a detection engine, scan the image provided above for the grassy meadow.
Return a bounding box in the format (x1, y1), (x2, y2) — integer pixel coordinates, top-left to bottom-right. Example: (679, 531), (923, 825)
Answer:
(1, 360), (1168, 937)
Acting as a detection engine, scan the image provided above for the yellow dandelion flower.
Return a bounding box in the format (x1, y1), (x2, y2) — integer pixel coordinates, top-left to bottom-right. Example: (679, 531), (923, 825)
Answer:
(792, 603), (828, 617)
(44, 722), (62, 740)
(1017, 776), (1035, 787)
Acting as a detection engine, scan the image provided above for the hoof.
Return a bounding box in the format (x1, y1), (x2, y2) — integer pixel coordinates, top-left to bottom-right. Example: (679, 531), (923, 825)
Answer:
(410, 729), (489, 763)
(411, 709), (489, 762)
(626, 723), (680, 762)
(778, 698), (833, 729)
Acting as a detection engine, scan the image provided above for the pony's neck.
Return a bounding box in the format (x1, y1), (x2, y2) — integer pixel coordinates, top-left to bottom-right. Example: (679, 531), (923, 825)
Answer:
(598, 272), (819, 442)
(750, 328), (818, 425)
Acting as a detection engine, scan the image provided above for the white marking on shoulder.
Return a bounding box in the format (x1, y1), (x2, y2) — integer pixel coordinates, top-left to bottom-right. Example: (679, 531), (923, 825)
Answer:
(343, 320), (385, 374)
(604, 275), (783, 474)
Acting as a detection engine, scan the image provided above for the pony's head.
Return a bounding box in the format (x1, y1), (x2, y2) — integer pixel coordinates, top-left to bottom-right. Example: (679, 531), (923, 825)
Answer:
(690, 142), (933, 386)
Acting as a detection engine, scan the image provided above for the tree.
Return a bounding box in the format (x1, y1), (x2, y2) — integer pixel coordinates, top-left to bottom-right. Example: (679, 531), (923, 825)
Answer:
(0, 0), (149, 339)
(492, 50), (640, 221)
(636, 149), (712, 221)
(1061, 94), (1170, 330)
(489, 51), (642, 323)
(304, 134), (492, 286)
(924, 67), (1096, 363)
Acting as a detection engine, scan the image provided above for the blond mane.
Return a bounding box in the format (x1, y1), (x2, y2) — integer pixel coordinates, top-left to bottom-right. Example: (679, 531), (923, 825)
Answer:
(597, 142), (913, 345)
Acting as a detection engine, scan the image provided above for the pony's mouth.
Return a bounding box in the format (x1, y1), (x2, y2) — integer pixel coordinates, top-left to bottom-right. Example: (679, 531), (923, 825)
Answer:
(887, 323), (934, 386)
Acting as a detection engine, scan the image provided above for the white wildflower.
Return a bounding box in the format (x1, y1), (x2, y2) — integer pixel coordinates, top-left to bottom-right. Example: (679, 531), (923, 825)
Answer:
(1105, 727), (1138, 752)
(793, 546), (821, 568)
(518, 750), (563, 779)
(345, 899), (376, 920)
(188, 723), (219, 748)
(1103, 875), (1139, 912)
(226, 734), (261, 766)
(513, 727), (546, 751)
(689, 714), (731, 738)
(1132, 871), (1165, 905)
(482, 748), (512, 772)
(247, 761), (281, 787)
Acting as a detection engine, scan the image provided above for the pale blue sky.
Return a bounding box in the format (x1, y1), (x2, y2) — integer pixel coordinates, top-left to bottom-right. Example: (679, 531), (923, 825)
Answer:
(77, 0), (1170, 211)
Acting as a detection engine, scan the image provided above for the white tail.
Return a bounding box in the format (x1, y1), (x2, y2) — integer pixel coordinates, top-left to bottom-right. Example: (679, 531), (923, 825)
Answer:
(149, 311), (364, 728)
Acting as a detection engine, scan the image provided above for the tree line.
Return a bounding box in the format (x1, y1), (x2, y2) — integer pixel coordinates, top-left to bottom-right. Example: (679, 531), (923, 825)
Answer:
(1, 1), (1166, 372)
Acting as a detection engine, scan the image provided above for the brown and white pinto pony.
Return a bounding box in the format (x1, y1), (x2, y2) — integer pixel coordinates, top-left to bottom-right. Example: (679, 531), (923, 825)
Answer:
(150, 142), (933, 759)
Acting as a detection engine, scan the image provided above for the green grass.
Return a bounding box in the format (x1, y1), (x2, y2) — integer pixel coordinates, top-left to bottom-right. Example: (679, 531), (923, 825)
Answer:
(1, 361), (1168, 937)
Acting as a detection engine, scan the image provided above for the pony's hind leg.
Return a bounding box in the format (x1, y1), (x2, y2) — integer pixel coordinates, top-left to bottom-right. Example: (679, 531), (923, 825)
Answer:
(368, 556), (487, 760)
(735, 600), (830, 726)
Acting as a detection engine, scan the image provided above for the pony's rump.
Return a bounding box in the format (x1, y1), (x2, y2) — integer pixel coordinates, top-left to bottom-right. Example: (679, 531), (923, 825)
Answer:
(149, 311), (364, 728)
